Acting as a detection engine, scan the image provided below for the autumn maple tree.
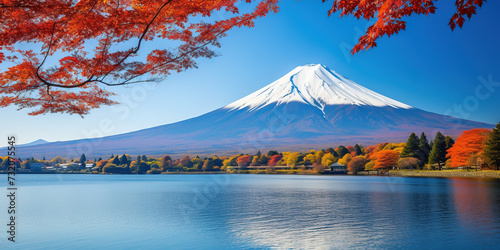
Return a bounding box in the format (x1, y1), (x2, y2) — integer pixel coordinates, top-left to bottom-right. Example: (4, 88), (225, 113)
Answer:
(373, 149), (400, 170)
(446, 128), (491, 168)
(268, 154), (282, 166)
(236, 154), (251, 167)
(0, 0), (486, 116)
(324, 0), (486, 53)
(0, 0), (279, 115)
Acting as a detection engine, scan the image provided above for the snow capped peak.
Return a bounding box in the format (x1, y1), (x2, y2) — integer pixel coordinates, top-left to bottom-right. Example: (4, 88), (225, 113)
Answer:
(225, 64), (412, 112)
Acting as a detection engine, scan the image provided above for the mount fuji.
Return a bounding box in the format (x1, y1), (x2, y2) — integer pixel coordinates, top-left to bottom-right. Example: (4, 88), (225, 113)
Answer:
(18, 64), (492, 158)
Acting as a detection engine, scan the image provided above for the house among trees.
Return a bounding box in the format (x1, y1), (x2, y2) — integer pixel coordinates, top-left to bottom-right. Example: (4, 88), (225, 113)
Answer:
(328, 162), (348, 174)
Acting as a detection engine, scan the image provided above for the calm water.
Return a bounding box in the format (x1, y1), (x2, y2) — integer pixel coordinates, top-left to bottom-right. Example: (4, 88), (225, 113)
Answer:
(1, 174), (500, 249)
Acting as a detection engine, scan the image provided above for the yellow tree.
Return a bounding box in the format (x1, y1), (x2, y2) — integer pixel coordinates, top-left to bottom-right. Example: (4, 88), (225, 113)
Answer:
(321, 153), (336, 167)
(338, 154), (352, 166)
(287, 152), (301, 168)
(304, 151), (317, 165)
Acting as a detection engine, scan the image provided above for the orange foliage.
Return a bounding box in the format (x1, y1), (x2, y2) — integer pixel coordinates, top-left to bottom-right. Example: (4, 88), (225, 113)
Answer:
(0, 0), (279, 115)
(326, 0), (485, 54)
(96, 160), (108, 168)
(365, 145), (377, 156)
(368, 142), (388, 160)
(236, 155), (251, 167)
(373, 150), (400, 170)
(446, 129), (491, 168)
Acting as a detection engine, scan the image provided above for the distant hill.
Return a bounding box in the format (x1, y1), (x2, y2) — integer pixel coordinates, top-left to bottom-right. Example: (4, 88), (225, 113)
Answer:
(1, 139), (49, 150)
(21, 139), (50, 147)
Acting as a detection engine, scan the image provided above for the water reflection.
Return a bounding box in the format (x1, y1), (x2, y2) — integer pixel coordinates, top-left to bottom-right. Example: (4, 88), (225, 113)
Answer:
(223, 176), (500, 249)
(4, 174), (500, 249)
(450, 178), (500, 237)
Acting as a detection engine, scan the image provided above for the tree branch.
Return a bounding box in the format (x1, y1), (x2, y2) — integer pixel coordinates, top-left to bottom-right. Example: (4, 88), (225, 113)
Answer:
(35, 0), (174, 89)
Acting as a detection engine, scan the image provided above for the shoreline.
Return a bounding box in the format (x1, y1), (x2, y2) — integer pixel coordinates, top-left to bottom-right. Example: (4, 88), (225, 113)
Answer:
(368, 170), (500, 179)
(3, 170), (500, 179)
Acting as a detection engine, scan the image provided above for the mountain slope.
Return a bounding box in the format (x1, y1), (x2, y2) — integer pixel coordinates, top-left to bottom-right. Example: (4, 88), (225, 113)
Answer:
(16, 64), (493, 158)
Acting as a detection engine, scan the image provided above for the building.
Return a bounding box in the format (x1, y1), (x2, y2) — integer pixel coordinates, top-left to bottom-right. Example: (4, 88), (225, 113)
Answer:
(327, 162), (348, 174)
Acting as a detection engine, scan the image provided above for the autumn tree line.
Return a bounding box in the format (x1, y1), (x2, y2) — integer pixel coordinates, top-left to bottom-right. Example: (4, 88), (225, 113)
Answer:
(2, 123), (500, 174)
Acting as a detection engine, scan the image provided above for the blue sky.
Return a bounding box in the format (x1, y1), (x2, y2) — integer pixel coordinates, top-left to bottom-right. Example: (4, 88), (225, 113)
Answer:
(1, 1), (499, 147)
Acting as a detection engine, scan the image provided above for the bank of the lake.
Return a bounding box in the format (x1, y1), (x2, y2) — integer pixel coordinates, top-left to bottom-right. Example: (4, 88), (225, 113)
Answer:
(5, 169), (500, 179)
(378, 170), (500, 179)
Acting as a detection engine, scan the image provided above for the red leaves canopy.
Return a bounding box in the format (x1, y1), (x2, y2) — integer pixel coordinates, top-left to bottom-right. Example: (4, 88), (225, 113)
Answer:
(373, 149), (400, 169)
(324, 0), (485, 54)
(446, 128), (491, 168)
(268, 154), (282, 166)
(0, 0), (279, 115)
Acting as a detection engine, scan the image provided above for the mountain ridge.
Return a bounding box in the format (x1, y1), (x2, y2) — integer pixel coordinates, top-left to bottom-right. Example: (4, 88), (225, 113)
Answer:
(13, 64), (493, 158)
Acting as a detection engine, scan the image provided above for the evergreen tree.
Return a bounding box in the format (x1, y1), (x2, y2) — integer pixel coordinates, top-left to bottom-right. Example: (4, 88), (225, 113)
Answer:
(79, 153), (86, 163)
(327, 147), (334, 153)
(229, 157), (238, 166)
(445, 136), (455, 150)
(429, 132), (447, 170)
(258, 155), (269, 165)
(484, 122), (500, 169)
(353, 144), (363, 156)
(331, 149), (339, 158)
(112, 156), (121, 165)
(110, 154), (114, 159)
(212, 157), (223, 168)
(43, 156), (46, 161)
(136, 156), (141, 162)
(418, 132), (431, 167)
(141, 155), (148, 161)
(401, 133), (420, 158)
(267, 150), (279, 157)
(256, 151), (261, 157)
(98, 157), (102, 162)
(119, 154), (129, 166)
(444, 136), (455, 161)
(336, 145), (349, 158)
(137, 162), (150, 174)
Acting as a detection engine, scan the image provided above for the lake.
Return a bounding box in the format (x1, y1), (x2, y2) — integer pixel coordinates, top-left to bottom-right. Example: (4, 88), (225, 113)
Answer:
(1, 174), (500, 249)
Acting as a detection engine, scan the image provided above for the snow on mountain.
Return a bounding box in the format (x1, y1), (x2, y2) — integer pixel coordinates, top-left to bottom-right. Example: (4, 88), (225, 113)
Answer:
(226, 64), (412, 113)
